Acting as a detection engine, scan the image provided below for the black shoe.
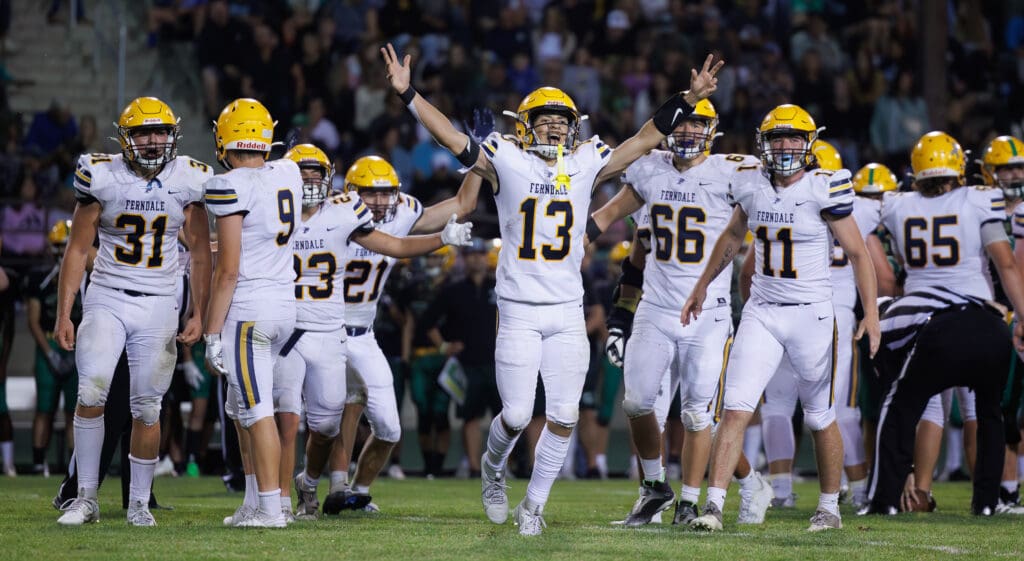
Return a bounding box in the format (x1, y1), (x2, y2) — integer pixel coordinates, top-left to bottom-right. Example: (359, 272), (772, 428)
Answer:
(672, 500), (698, 526)
(948, 469), (971, 482)
(999, 487), (1021, 506)
(857, 503), (898, 516)
(972, 504), (995, 516)
(322, 489), (372, 515)
(623, 480), (675, 527)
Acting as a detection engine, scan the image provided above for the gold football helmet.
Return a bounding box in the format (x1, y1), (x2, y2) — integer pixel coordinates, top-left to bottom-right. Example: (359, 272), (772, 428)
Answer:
(910, 131), (965, 182)
(487, 238), (501, 271)
(503, 87), (583, 159)
(980, 135), (1024, 198)
(48, 219), (72, 257)
(756, 104), (818, 177)
(116, 97), (180, 169)
(810, 139), (842, 171)
(666, 98), (719, 159)
(213, 98), (275, 168)
(284, 144), (334, 207)
(345, 155), (400, 223)
(852, 163), (899, 195)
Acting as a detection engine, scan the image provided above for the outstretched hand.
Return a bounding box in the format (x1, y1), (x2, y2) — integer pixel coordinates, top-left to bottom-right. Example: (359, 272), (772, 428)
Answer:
(687, 54), (725, 102)
(380, 42), (412, 94)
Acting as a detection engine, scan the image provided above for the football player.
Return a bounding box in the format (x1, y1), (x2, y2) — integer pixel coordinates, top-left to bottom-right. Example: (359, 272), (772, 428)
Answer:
(681, 104), (880, 532)
(752, 141), (890, 511)
(588, 99), (773, 527)
(381, 42), (722, 535)
(275, 147), (472, 520)
(55, 97), (213, 526)
(865, 131), (1024, 516)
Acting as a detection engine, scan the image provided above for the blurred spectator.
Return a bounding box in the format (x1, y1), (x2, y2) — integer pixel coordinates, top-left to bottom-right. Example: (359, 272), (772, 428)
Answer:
(147, 0), (204, 47)
(870, 68), (929, 169)
(321, 0), (380, 56)
(23, 100), (77, 159)
(507, 52), (539, 97)
(485, 6), (531, 63)
(789, 12), (843, 73)
(793, 49), (833, 119)
(197, 0), (251, 119)
(303, 97), (341, 154)
(46, 0), (87, 25)
(241, 22), (300, 128)
(1, 172), (49, 261)
(590, 9), (636, 59)
(532, 5), (577, 64)
(0, 0), (14, 53)
(67, 115), (105, 158)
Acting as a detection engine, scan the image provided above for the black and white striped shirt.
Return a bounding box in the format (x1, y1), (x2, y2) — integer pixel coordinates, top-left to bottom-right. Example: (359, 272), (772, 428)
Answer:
(879, 287), (995, 353)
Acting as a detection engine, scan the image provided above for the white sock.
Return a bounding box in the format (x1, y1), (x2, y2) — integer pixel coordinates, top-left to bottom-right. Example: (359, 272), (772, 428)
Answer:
(484, 414), (520, 474)
(850, 477), (868, 502)
(329, 470), (348, 492)
(524, 426), (571, 509)
(128, 454), (157, 504)
(818, 492), (840, 516)
(0, 440), (13, 467)
(595, 453), (608, 476)
(707, 486), (727, 511)
(1002, 480), (1019, 494)
(680, 484), (701, 504)
(743, 425), (763, 467)
(640, 457), (664, 482)
(944, 427), (963, 473)
(302, 471), (319, 490)
(761, 415), (795, 464)
(736, 470), (757, 491)
(559, 431), (576, 477)
(281, 499), (293, 513)
(258, 489), (281, 515)
(73, 415), (105, 492)
(244, 473), (258, 509)
(768, 473), (792, 499)
(838, 417), (865, 466)
(352, 484), (370, 495)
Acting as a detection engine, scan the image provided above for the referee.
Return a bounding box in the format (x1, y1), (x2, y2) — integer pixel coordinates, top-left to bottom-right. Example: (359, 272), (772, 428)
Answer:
(864, 289), (1021, 515)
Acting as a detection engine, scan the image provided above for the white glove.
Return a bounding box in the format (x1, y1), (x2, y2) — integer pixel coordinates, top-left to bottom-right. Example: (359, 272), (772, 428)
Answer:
(605, 327), (626, 369)
(441, 213), (473, 246)
(203, 333), (228, 376)
(182, 360), (204, 389)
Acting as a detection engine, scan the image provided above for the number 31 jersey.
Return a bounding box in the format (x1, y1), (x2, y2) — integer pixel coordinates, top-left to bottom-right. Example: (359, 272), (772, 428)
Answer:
(203, 159), (304, 320)
(292, 194), (374, 331)
(881, 186), (1004, 299)
(623, 152), (758, 310)
(344, 195), (423, 328)
(73, 153), (211, 296)
(732, 167), (855, 304)
(482, 132), (611, 304)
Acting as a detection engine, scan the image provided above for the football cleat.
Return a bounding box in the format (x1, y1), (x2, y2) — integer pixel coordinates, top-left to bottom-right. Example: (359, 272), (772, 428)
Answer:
(857, 503), (898, 516)
(622, 480), (675, 527)
(387, 463), (407, 481)
(807, 509), (843, 532)
(513, 499), (546, 536)
(236, 509), (287, 528)
(223, 504), (255, 526)
(481, 458), (509, 524)
(322, 489), (372, 515)
(293, 474), (319, 520)
(689, 503), (724, 531)
(737, 471), (774, 524)
(995, 501), (1024, 515)
(281, 506), (295, 525)
(771, 492), (797, 508)
(126, 499), (156, 527)
(672, 500), (699, 526)
(57, 495), (100, 526)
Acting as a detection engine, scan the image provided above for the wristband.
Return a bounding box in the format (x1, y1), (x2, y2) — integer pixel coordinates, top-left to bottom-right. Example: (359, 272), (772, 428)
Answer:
(398, 85), (417, 105)
(652, 93), (695, 136)
(586, 216), (603, 242)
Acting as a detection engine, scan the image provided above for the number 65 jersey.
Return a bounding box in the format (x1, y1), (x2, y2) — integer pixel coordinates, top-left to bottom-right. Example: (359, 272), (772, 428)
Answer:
(623, 151), (759, 310)
(203, 159), (304, 320)
(73, 153), (211, 296)
(482, 132), (611, 304)
(880, 185), (1005, 299)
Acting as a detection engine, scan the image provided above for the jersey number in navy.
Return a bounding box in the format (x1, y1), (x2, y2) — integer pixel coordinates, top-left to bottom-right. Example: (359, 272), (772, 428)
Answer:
(344, 260), (388, 303)
(114, 214), (167, 267)
(518, 198), (572, 261)
(755, 226), (797, 278)
(904, 215), (959, 267)
(294, 252), (336, 299)
(651, 204), (706, 263)
(276, 189), (295, 246)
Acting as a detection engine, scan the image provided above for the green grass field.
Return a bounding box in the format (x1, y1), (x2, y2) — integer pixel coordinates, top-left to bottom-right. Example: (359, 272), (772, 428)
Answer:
(1, 476), (1021, 561)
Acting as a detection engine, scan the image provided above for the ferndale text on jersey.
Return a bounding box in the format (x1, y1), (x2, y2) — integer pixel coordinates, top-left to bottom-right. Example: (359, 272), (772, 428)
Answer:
(529, 183), (569, 196)
(754, 210), (795, 224)
(123, 199), (167, 212)
(659, 190), (697, 203)
(350, 246), (379, 258)
(294, 238), (326, 250)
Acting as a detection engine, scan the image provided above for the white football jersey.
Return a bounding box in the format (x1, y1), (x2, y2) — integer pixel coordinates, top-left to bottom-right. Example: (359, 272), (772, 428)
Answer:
(1012, 203), (1024, 239)
(624, 152), (758, 310)
(481, 132), (611, 304)
(72, 153), (210, 295)
(293, 194), (375, 331)
(344, 195), (423, 328)
(881, 186), (1005, 299)
(733, 167), (855, 303)
(830, 196), (882, 309)
(204, 159), (304, 320)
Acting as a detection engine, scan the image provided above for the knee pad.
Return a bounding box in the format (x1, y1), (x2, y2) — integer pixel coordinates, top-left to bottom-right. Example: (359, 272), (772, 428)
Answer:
(835, 404), (862, 424)
(306, 411), (342, 438)
(802, 406), (836, 432)
(370, 417), (401, 444)
(500, 407), (533, 432)
(622, 397), (654, 419)
(77, 381), (109, 409)
(547, 402), (579, 429)
(237, 401), (274, 428)
(130, 396), (162, 426)
(681, 409), (712, 432)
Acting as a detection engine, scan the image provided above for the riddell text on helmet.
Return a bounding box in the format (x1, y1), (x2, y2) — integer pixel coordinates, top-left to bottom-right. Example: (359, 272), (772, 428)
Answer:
(234, 141), (268, 150)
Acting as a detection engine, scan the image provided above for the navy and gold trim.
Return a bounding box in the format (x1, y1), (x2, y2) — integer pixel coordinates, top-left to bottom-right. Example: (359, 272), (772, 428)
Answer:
(234, 321), (259, 408)
(710, 336), (733, 423)
(828, 318), (838, 407)
(205, 188), (239, 205)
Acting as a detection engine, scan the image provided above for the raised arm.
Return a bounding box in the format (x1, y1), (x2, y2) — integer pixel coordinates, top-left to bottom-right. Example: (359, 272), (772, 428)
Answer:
(830, 215), (880, 357)
(381, 43), (497, 184)
(680, 205), (747, 325)
(596, 54), (724, 184)
(410, 172), (484, 235)
(586, 184), (645, 245)
(55, 202), (100, 351)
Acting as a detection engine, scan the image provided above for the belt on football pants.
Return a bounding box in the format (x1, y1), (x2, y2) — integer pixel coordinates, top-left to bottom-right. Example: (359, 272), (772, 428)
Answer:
(114, 287), (157, 297)
(345, 326), (371, 337)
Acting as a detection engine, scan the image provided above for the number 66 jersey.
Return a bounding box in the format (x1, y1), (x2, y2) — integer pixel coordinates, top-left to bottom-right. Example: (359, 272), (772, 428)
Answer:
(203, 159), (304, 319)
(74, 152), (211, 295)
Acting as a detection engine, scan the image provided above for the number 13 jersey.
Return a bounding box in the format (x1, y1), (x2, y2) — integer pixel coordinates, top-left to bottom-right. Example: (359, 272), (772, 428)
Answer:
(73, 153), (211, 296)
(482, 132), (611, 304)
(203, 159), (304, 320)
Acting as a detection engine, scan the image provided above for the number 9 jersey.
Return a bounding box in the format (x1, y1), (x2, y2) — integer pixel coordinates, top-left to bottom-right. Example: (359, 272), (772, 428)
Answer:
(203, 158), (304, 319)
(482, 132), (611, 304)
(73, 153), (211, 296)
(881, 185), (1005, 299)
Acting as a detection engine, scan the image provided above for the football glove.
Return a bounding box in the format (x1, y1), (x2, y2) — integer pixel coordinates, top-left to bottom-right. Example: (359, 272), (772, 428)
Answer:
(203, 333), (228, 376)
(605, 305), (635, 369)
(182, 360), (204, 390)
(441, 214), (473, 246)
